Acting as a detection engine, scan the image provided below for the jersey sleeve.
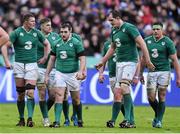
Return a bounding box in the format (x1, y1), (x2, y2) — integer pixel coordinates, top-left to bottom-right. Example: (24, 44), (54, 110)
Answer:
(37, 30), (46, 43)
(10, 30), (17, 44)
(127, 24), (140, 39)
(51, 42), (56, 54)
(166, 38), (176, 55)
(75, 39), (84, 54)
(102, 41), (109, 56)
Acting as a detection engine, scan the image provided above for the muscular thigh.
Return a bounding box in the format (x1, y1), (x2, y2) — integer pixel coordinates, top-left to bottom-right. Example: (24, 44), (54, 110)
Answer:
(116, 62), (137, 82)
(37, 68), (46, 84)
(24, 63), (39, 80)
(157, 71), (171, 87)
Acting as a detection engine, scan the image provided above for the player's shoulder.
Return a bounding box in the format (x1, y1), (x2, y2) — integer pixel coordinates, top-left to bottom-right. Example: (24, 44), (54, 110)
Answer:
(50, 32), (59, 37)
(71, 35), (81, 44)
(13, 27), (23, 33)
(124, 22), (136, 29)
(104, 40), (111, 46)
(163, 35), (173, 42)
(72, 33), (82, 41)
(144, 35), (153, 41)
(49, 32), (60, 40)
(163, 35), (174, 45)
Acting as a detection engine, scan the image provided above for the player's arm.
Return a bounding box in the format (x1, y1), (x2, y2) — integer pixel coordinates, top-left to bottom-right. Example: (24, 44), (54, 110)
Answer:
(0, 27), (9, 47)
(38, 39), (51, 64)
(76, 53), (86, 80)
(1, 41), (12, 69)
(45, 54), (56, 85)
(135, 36), (155, 71)
(95, 42), (115, 70)
(169, 54), (180, 87)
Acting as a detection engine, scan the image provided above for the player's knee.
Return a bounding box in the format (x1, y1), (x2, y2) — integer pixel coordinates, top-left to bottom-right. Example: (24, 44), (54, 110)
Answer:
(113, 89), (123, 101)
(158, 89), (167, 102)
(119, 80), (131, 94)
(72, 97), (80, 105)
(16, 87), (25, 101)
(39, 92), (46, 101)
(26, 90), (34, 99)
(16, 86), (25, 93)
(37, 83), (46, 90)
(147, 90), (156, 102)
(25, 83), (36, 90)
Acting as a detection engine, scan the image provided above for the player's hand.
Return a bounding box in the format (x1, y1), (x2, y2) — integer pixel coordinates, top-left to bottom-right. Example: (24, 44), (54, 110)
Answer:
(132, 76), (139, 85)
(6, 64), (13, 70)
(44, 75), (49, 85)
(38, 56), (47, 64)
(98, 74), (105, 83)
(146, 61), (155, 71)
(95, 62), (104, 70)
(139, 75), (145, 85)
(176, 78), (180, 88)
(76, 71), (84, 80)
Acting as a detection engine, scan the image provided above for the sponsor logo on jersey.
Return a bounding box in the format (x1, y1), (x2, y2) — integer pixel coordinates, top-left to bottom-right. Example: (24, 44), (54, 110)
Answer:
(122, 28), (125, 32)
(56, 44), (60, 47)
(33, 33), (37, 37)
(24, 41), (32, 50)
(20, 32), (24, 36)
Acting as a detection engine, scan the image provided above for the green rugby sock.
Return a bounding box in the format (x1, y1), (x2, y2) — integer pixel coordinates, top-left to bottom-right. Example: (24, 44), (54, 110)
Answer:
(17, 100), (25, 119)
(54, 103), (62, 123)
(63, 100), (69, 120)
(27, 98), (35, 118)
(39, 101), (48, 118)
(148, 99), (158, 119)
(123, 94), (132, 121)
(157, 101), (165, 122)
(111, 102), (121, 122)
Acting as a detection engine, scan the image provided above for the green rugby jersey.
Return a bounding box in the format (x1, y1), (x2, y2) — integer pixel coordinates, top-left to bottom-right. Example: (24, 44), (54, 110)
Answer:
(37, 32), (59, 68)
(111, 22), (139, 62)
(102, 40), (116, 78)
(10, 27), (46, 63)
(145, 35), (176, 72)
(52, 36), (84, 73)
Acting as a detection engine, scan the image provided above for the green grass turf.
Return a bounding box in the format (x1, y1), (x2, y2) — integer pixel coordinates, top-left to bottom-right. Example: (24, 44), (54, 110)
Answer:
(0, 104), (180, 133)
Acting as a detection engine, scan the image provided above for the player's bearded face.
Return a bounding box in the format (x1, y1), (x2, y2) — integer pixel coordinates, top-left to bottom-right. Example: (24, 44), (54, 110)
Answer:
(60, 28), (71, 41)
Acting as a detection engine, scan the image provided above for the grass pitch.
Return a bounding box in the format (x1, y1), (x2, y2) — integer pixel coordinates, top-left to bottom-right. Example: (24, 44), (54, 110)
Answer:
(0, 104), (180, 133)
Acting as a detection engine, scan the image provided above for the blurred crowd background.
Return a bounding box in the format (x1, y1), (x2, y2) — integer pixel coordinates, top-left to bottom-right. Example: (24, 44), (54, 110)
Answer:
(0, 0), (180, 67)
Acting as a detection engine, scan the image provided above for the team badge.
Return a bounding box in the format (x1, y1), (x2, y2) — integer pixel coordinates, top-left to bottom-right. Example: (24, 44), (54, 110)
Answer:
(69, 43), (73, 47)
(162, 42), (165, 46)
(20, 32), (24, 36)
(33, 33), (37, 37)
(52, 36), (56, 40)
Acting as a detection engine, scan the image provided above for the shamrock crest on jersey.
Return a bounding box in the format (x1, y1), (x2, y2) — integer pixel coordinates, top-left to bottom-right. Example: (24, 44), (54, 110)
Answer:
(33, 33), (37, 37)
